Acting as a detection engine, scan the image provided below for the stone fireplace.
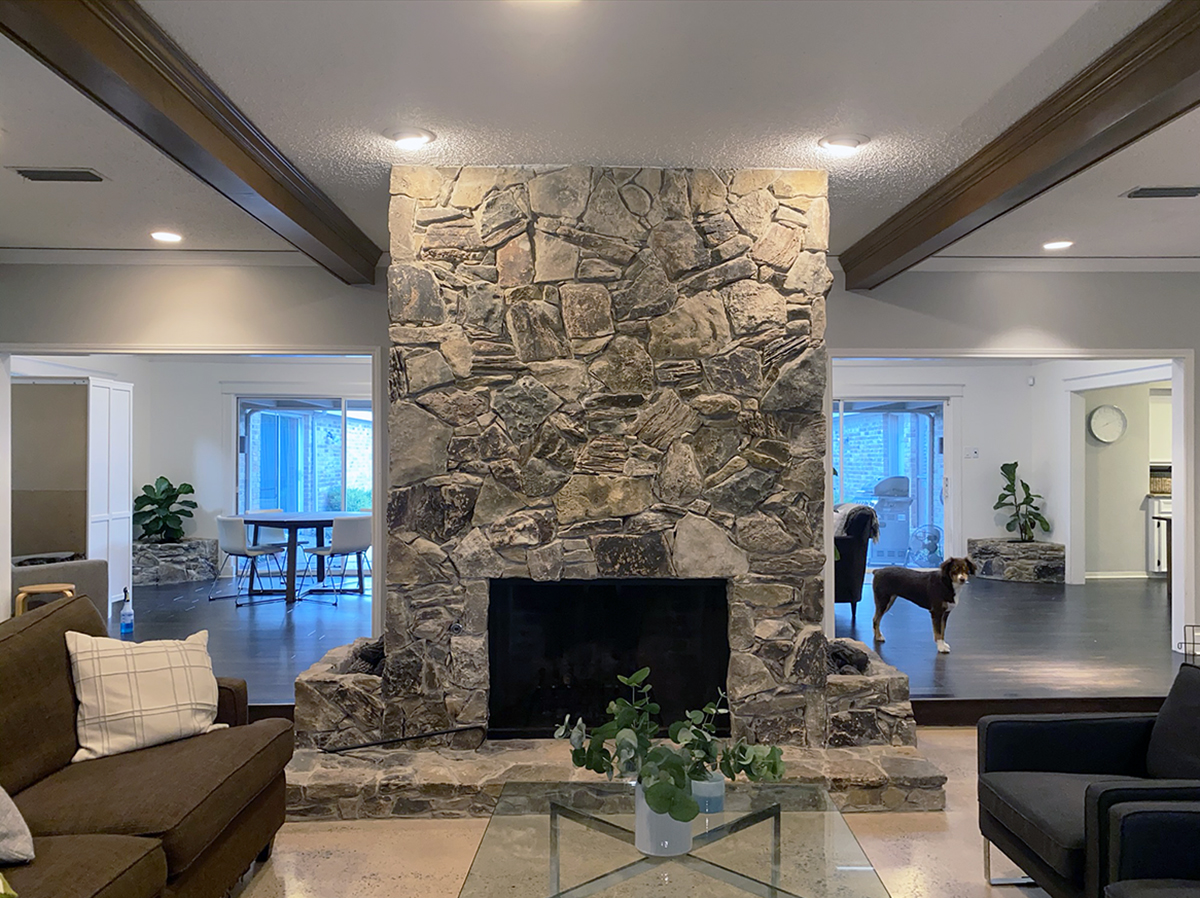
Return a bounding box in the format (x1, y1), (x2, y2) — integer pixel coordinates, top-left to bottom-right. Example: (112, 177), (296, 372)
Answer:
(380, 164), (832, 749)
(296, 165), (920, 761)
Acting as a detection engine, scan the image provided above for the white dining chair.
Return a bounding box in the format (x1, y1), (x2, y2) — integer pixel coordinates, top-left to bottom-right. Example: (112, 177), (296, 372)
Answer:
(209, 515), (287, 606)
(298, 515), (372, 605)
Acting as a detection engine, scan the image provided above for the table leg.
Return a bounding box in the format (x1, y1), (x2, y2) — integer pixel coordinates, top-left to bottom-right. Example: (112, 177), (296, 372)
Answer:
(550, 802), (561, 897)
(316, 525), (326, 582)
(286, 527), (299, 603)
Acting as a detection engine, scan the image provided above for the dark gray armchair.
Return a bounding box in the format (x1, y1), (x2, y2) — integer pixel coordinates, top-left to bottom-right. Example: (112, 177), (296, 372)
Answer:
(979, 665), (1200, 898)
(833, 504), (878, 625)
(1103, 801), (1200, 897)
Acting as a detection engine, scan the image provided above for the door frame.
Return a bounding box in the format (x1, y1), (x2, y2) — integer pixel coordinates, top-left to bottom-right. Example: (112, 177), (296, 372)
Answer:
(831, 388), (962, 559)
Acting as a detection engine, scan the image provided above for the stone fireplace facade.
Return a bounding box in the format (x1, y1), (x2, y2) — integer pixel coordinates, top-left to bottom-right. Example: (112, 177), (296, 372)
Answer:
(381, 164), (833, 747)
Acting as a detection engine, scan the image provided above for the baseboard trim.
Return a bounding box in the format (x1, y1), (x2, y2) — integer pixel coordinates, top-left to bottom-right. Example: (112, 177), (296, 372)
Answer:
(1085, 571), (1150, 580)
(912, 696), (1165, 727)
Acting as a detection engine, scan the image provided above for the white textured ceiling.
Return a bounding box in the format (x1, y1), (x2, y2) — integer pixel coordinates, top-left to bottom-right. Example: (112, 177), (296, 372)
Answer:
(139, 0), (1161, 254)
(0, 37), (291, 251)
(937, 104), (1200, 261)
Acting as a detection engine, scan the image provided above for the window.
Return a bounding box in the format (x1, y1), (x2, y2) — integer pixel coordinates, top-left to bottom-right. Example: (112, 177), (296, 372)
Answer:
(237, 397), (373, 514)
(832, 399), (945, 567)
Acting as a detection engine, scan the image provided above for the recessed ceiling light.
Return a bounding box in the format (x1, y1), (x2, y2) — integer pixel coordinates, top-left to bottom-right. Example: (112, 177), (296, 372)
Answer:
(151, 231), (182, 243)
(818, 134), (869, 157)
(386, 128), (436, 151)
(1042, 240), (1073, 250)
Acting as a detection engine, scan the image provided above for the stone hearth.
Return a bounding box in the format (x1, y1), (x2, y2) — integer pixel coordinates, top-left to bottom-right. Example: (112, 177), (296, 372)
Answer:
(383, 164), (835, 748)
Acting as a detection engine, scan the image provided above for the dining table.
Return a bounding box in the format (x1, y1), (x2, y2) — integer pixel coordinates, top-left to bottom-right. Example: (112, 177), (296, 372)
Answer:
(241, 511), (370, 603)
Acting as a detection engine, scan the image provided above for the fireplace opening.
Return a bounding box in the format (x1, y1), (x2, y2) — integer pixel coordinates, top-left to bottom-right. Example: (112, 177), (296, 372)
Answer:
(487, 578), (730, 739)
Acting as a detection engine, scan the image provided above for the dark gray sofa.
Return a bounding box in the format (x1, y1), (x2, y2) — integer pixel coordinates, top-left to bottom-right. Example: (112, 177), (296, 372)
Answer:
(0, 596), (293, 898)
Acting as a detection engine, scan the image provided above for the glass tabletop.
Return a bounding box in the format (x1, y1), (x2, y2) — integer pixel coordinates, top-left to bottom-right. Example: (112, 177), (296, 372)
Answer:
(459, 781), (890, 898)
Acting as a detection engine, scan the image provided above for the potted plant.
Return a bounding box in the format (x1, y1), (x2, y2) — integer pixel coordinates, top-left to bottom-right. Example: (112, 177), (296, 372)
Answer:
(133, 476), (198, 542)
(992, 461), (1050, 541)
(555, 668), (785, 857)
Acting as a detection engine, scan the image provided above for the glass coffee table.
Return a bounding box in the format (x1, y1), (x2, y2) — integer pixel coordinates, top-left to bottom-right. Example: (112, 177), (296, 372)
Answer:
(459, 781), (891, 898)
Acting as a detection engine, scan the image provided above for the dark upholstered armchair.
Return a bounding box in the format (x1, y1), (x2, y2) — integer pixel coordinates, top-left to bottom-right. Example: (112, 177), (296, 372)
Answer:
(978, 666), (1200, 898)
(833, 504), (878, 625)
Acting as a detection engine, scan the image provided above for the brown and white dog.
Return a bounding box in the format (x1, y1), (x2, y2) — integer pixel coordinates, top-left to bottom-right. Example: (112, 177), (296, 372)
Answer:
(871, 557), (976, 654)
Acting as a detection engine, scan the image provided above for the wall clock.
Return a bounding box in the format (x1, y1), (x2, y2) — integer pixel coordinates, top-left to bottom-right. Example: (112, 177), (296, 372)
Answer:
(1088, 404), (1127, 443)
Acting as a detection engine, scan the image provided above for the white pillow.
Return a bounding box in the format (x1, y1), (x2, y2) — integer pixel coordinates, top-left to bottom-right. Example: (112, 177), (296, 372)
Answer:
(0, 785), (33, 864)
(65, 630), (227, 763)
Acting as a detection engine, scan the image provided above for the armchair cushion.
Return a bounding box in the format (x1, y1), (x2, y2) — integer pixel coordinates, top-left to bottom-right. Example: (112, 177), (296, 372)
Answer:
(1146, 665), (1200, 779)
(979, 771), (1141, 880)
(1108, 801), (1200, 884)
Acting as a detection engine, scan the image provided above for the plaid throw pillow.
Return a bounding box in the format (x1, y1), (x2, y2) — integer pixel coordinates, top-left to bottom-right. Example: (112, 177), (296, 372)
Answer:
(65, 630), (227, 763)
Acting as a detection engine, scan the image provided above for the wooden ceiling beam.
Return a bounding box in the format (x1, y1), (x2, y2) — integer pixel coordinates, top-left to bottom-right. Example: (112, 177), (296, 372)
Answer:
(840, 0), (1200, 291)
(0, 0), (382, 284)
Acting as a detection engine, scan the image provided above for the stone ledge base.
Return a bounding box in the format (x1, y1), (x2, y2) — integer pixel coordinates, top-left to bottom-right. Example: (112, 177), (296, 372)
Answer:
(968, 537), (1065, 583)
(286, 739), (945, 821)
(132, 538), (219, 585)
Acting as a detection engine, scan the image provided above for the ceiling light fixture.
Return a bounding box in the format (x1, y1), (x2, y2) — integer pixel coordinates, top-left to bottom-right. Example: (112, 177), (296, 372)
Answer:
(1042, 240), (1073, 251)
(818, 134), (869, 157)
(151, 231), (182, 243)
(386, 128), (436, 151)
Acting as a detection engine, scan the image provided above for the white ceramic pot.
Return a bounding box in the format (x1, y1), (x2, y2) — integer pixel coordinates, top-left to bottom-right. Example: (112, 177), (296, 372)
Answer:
(691, 769), (725, 814)
(634, 783), (693, 856)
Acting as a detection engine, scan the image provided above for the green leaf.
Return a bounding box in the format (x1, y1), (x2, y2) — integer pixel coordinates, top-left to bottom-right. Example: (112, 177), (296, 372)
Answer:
(178, 483), (195, 494)
(668, 790), (700, 822)
(155, 475), (170, 493)
(643, 781), (675, 814)
(1006, 520), (1017, 532)
(626, 667), (651, 687)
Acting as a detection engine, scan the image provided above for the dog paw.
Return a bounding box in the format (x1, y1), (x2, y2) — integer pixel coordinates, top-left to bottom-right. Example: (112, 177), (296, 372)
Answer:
(873, 633), (885, 643)
(936, 640), (950, 654)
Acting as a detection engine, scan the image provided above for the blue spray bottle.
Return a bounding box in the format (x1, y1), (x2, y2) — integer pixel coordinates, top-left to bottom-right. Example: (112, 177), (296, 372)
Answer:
(119, 587), (134, 638)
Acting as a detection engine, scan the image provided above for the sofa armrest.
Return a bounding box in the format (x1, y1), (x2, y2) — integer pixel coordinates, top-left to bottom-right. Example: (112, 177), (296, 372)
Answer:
(1108, 801), (1200, 883)
(216, 678), (248, 727)
(978, 714), (1156, 775)
(1085, 780), (1200, 896)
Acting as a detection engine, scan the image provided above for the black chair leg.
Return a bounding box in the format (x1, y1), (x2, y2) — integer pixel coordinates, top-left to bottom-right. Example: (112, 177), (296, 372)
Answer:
(851, 600), (857, 626)
(256, 836), (274, 863)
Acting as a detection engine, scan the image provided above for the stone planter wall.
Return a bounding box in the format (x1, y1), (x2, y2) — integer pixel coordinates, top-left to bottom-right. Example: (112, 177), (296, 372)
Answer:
(132, 538), (219, 585)
(968, 537), (1065, 583)
(385, 164), (833, 748)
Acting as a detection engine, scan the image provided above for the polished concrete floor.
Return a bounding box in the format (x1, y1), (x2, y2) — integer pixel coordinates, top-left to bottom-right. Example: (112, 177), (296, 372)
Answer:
(230, 728), (1045, 898)
(835, 575), (1182, 699)
(112, 576), (373, 704)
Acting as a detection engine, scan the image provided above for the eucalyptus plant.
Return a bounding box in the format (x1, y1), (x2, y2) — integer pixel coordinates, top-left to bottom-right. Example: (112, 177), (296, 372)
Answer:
(993, 461), (1050, 542)
(556, 669), (785, 824)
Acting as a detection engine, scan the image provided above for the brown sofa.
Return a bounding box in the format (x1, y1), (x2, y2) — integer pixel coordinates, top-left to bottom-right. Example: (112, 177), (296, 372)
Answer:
(0, 596), (293, 898)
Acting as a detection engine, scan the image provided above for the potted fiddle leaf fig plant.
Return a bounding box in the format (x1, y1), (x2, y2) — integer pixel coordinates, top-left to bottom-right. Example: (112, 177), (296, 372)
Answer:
(555, 669), (785, 857)
(993, 461), (1050, 542)
(133, 476), (197, 543)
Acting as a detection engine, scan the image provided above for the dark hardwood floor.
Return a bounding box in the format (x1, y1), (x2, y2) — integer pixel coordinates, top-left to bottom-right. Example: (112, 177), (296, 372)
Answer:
(110, 577), (373, 704)
(836, 575), (1183, 699)
(114, 574), (1179, 706)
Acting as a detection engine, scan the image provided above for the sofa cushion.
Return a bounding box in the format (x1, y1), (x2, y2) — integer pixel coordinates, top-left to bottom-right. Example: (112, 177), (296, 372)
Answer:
(2, 834), (166, 898)
(14, 718), (292, 875)
(1106, 882), (1200, 898)
(980, 771), (1142, 881)
(0, 597), (107, 794)
(1147, 664), (1200, 779)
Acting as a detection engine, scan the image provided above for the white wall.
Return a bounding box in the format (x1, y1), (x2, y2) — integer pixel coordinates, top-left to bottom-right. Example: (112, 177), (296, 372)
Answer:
(1081, 383), (1152, 576)
(0, 357), (10, 621)
(10, 354), (373, 540)
(826, 269), (1196, 652)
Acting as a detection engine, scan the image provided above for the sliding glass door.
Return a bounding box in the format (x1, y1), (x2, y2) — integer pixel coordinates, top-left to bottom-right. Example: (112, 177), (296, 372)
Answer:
(831, 399), (946, 568)
(237, 396), (373, 515)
